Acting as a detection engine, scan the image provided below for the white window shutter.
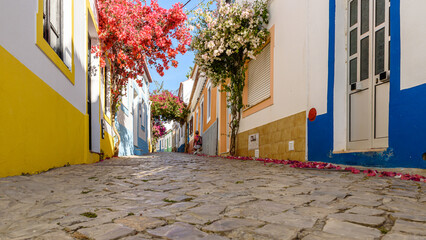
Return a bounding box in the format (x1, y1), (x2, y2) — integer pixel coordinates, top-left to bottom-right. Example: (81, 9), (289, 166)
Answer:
(247, 43), (271, 106)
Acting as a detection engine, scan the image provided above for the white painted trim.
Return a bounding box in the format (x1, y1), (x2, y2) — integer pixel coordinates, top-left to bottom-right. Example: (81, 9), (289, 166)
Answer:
(207, 81), (212, 123)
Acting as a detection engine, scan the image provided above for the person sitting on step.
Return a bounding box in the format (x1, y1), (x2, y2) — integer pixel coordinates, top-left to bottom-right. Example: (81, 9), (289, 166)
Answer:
(193, 131), (202, 155)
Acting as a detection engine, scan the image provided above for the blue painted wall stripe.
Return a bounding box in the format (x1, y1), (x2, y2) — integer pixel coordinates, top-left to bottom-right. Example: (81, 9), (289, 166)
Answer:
(308, 0), (425, 168)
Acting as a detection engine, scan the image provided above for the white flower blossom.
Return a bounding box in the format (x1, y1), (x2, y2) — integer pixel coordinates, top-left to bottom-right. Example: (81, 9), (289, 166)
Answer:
(207, 41), (215, 49)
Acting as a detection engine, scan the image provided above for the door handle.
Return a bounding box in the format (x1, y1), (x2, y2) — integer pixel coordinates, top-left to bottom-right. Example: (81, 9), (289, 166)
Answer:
(376, 71), (390, 83)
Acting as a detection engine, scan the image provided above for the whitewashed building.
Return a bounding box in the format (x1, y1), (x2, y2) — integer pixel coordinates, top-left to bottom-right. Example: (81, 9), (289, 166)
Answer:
(231, 0), (426, 168)
(0, 0), (108, 177)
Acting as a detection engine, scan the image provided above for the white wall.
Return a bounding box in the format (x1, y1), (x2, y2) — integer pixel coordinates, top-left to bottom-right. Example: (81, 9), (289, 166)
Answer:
(239, 0), (311, 132)
(307, 0), (329, 116)
(0, 0), (89, 114)
(400, 0), (426, 90)
(183, 79), (194, 105)
(333, 0), (349, 151)
(90, 37), (101, 153)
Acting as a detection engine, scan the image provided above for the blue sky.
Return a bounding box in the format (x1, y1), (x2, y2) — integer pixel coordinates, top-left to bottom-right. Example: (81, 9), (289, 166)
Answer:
(147, 0), (200, 93)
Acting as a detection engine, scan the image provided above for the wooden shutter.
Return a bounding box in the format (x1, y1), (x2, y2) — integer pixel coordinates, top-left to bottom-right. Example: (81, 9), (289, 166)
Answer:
(247, 43), (271, 106)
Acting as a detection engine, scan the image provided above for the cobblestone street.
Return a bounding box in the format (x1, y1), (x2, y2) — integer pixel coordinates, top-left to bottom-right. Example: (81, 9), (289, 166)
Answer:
(0, 153), (425, 240)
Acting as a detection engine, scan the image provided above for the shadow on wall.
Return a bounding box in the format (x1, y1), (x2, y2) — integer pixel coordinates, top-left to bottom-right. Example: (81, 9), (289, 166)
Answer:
(134, 137), (149, 155)
(117, 122), (133, 156)
(177, 143), (185, 153)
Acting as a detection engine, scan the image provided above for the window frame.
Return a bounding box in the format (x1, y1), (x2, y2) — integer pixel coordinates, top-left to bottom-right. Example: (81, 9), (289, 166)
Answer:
(195, 109), (199, 132)
(242, 25), (275, 118)
(36, 0), (75, 83)
(200, 99), (204, 134)
(43, 0), (62, 59)
(189, 117), (194, 136)
(207, 83), (212, 122)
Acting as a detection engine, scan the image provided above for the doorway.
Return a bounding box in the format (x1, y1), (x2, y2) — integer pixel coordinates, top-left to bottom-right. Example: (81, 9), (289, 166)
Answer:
(347, 0), (390, 150)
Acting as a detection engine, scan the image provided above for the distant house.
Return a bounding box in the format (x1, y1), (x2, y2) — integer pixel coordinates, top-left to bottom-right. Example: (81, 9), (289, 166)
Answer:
(185, 66), (219, 155)
(116, 66), (152, 156)
(157, 130), (172, 152)
(171, 77), (194, 153)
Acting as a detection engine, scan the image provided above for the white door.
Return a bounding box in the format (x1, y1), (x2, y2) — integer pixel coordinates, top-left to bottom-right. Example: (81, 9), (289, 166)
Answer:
(347, 0), (390, 150)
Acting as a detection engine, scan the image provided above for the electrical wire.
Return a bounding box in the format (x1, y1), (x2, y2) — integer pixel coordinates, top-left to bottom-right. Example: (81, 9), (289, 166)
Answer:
(182, 0), (192, 7)
(188, 0), (206, 12)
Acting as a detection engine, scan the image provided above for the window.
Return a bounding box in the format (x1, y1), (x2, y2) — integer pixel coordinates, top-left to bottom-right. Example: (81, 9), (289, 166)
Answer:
(195, 110), (199, 132)
(140, 101), (146, 130)
(247, 42), (271, 106)
(189, 117), (193, 136)
(37, 0), (74, 82)
(177, 128), (180, 142)
(207, 84), (212, 122)
(242, 25), (274, 117)
(132, 88), (138, 114)
(43, 0), (62, 58)
(200, 101), (204, 134)
(181, 124), (184, 138)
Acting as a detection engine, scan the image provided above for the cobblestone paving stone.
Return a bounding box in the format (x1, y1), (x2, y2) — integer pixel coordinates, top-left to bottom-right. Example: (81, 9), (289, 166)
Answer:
(0, 153), (425, 240)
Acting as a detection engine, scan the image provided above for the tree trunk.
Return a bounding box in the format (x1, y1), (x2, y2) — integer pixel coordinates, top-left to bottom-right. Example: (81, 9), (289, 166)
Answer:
(228, 68), (245, 156)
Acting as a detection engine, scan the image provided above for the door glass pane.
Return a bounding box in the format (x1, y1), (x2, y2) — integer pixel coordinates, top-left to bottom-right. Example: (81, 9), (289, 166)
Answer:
(361, 0), (369, 34)
(50, 0), (60, 32)
(43, 0), (48, 40)
(350, 58), (357, 84)
(350, 0), (358, 27)
(360, 36), (369, 80)
(376, 0), (385, 26)
(49, 28), (60, 53)
(375, 28), (385, 75)
(350, 28), (357, 56)
(43, 0), (47, 20)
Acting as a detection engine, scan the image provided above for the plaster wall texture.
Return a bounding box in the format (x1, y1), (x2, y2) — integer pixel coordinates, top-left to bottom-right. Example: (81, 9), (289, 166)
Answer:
(202, 120), (218, 156)
(182, 79), (194, 105)
(239, 0), (317, 132)
(333, 0), (349, 151)
(0, 0), (90, 114)
(400, 0), (426, 90)
(306, 0), (329, 116)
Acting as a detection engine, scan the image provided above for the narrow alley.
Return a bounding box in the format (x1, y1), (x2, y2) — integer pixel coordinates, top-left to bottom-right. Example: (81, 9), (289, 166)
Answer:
(0, 153), (424, 239)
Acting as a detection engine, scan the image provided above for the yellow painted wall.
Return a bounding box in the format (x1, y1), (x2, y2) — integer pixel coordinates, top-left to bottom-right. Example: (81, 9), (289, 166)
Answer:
(100, 130), (114, 159)
(0, 46), (99, 177)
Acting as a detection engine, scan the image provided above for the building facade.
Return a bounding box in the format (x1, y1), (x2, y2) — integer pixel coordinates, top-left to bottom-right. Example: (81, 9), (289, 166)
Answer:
(221, 0), (308, 161)
(116, 71), (152, 156)
(0, 0), (154, 177)
(308, 0), (426, 168)
(185, 0), (426, 169)
(156, 130), (172, 152)
(0, 0), (106, 177)
(186, 66), (219, 155)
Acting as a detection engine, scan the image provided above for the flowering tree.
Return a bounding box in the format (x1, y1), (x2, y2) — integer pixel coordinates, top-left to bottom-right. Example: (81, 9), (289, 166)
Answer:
(150, 90), (189, 123)
(150, 90), (189, 150)
(152, 120), (166, 150)
(96, 0), (191, 155)
(190, 0), (269, 155)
